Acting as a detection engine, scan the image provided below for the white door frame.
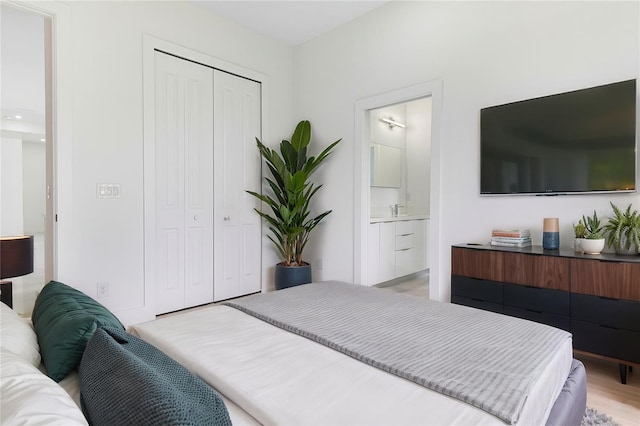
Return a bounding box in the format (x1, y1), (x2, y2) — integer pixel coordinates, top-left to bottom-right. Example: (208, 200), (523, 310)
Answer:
(354, 80), (444, 301)
(143, 35), (268, 320)
(7, 0), (73, 285)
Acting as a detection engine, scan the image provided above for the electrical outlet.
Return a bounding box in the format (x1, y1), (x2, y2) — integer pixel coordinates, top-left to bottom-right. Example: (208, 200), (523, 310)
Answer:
(97, 281), (109, 298)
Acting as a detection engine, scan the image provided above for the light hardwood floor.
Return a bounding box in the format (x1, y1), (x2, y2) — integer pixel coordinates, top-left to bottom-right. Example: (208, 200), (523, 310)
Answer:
(384, 276), (640, 426)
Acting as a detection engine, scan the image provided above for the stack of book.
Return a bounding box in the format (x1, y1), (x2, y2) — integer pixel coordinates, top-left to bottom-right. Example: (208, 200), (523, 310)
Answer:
(490, 229), (531, 247)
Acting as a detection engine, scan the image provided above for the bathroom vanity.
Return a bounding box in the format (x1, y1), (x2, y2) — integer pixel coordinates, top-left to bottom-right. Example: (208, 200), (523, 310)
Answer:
(367, 216), (428, 286)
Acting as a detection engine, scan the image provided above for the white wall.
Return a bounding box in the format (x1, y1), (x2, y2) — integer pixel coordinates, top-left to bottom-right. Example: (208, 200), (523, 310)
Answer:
(30, 1), (294, 324)
(0, 137), (25, 235)
(22, 141), (46, 234)
(406, 97), (431, 217)
(293, 1), (640, 302)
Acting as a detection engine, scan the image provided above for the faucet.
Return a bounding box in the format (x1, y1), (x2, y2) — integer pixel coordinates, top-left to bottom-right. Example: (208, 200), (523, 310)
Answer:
(391, 204), (404, 217)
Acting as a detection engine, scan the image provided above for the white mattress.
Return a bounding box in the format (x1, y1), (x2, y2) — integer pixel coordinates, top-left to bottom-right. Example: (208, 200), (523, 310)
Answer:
(130, 305), (573, 426)
(56, 364), (260, 426)
(58, 370), (81, 407)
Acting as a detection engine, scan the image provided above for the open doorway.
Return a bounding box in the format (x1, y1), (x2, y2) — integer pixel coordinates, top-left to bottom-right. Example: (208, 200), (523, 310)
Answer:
(354, 80), (443, 301)
(0, 4), (54, 315)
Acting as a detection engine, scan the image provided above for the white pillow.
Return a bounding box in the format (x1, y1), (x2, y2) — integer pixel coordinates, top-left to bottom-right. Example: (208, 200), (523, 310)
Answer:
(0, 350), (88, 425)
(0, 302), (40, 366)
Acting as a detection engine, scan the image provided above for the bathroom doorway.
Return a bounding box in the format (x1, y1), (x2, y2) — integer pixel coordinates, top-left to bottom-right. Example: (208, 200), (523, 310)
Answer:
(1, 4), (54, 314)
(354, 80), (443, 301)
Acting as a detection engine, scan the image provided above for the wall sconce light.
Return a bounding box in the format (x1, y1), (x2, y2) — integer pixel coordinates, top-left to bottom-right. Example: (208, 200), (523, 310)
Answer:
(0, 235), (34, 308)
(380, 117), (405, 129)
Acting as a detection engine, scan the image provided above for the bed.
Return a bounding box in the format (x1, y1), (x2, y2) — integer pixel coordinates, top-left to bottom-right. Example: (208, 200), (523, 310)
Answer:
(130, 281), (587, 426)
(0, 281), (243, 425)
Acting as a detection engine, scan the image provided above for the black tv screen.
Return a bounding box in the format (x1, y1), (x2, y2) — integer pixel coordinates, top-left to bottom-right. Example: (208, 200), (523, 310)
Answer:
(480, 79), (637, 195)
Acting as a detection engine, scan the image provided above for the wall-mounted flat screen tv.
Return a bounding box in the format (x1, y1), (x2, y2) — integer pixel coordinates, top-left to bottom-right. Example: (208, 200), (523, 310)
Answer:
(480, 79), (637, 195)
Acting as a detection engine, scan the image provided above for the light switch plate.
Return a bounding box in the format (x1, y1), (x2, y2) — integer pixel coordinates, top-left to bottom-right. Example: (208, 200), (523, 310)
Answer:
(97, 183), (121, 199)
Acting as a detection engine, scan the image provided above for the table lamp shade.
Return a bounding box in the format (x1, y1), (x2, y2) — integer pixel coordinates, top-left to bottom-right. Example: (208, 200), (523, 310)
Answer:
(0, 236), (34, 279)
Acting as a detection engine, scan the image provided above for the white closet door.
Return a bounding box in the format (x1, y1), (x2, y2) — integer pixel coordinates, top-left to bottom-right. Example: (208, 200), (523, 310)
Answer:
(213, 71), (261, 301)
(155, 52), (214, 314)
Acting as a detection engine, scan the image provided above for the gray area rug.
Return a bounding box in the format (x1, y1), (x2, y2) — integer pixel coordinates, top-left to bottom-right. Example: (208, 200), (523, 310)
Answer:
(582, 407), (621, 426)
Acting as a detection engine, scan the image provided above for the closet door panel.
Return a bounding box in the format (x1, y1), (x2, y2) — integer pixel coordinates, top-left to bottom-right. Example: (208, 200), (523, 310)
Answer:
(183, 61), (214, 307)
(214, 71), (261, 301)
(155, 53), (186, 313)
(155, 52), (213, 313)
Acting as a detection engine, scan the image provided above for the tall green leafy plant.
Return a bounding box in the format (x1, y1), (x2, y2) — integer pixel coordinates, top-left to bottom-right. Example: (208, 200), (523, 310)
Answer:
(603, 202), (640, 252)
(247, 120), (341, 266)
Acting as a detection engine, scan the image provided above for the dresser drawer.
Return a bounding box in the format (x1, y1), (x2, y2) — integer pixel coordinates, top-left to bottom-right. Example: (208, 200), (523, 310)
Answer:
(572, 319), (640, 364)
(503, 283), (569, 316)
(452, 295), (503, 314)
(571, 293), (640, 332)
(451, 275), (503, 304)
(503, 306), (570, 331)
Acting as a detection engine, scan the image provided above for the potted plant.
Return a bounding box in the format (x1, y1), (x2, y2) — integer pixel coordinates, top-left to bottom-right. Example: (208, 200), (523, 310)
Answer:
(580, 210), (605, 254)
(573, 221), (587, 252)
(603, 202), (640, 255)
(247, 120), (341, 289)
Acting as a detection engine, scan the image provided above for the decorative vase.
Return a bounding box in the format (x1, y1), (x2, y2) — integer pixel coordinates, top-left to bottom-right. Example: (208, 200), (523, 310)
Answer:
(543, 218), (560, 249)
(574, 238), (585, 253)
(274, 263), (312, 290)
(581, 238), (605, 255)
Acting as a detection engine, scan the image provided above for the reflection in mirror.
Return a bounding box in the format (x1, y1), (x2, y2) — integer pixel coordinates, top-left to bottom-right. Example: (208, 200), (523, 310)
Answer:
(370, 143), (401, 188)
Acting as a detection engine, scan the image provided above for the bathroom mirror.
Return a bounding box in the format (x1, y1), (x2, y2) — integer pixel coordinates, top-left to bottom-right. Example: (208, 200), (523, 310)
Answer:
(370, 143), (402, 188)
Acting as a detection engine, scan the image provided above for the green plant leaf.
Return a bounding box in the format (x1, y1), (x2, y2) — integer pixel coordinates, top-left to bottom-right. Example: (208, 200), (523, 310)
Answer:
(248, 120), (340, 264)
(603, 202), (640, 252)
(291, 120), (311, 152)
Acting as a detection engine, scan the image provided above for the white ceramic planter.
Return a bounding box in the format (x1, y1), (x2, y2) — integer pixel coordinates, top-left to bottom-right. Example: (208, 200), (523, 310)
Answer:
(581, 238), (605, 255)
(614, 235), (639, 255)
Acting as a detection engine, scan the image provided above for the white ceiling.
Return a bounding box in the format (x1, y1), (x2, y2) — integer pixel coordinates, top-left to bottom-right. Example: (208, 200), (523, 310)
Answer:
(194, 1), (389, 46)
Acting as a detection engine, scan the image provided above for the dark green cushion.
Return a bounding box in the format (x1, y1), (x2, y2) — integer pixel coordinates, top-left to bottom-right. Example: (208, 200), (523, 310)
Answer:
(32, 281), (124, 382)
(79, 327), (232, 426)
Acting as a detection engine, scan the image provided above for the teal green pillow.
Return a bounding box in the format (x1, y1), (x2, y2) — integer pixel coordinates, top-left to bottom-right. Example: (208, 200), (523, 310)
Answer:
(32, 281), (124, 382)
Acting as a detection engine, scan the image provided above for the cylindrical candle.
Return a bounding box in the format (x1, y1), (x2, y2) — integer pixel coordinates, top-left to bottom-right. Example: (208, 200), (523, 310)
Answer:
(543, 218), (559, 249)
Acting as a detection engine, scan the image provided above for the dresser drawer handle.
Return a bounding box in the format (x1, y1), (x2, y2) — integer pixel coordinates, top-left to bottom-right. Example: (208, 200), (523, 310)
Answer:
(599, 296), (620, 301)
(525, 309), (543, 314)
(525, 286), (542, 290)
(597, 259), (622, 264)
(471, 298), (485, 302)
(598, 324), (620, 330)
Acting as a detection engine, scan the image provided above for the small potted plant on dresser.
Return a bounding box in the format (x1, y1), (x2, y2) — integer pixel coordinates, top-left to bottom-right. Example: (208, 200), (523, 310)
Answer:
(580, 210), (605, 255)
(247, 120), (341, 289)
(573, 221), (587, 252)
(603, 202), (640, 255)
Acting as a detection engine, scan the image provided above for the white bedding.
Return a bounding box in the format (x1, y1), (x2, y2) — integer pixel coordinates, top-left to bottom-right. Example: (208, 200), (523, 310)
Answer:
(130, 305), (573, 426)
(55, 363), (260, 426)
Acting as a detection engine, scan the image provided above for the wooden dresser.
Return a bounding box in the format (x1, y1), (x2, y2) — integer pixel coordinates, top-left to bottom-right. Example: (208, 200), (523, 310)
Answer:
(451, 244), (640, 384)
